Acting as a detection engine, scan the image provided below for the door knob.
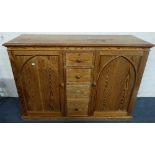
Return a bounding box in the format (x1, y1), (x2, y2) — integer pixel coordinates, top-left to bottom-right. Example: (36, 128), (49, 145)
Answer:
(92, 82), (97, 87)
(60, 83), (64, 87)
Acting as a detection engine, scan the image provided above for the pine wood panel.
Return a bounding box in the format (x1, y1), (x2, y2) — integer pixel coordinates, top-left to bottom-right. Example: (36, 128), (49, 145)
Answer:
(67, 99), (89, 116)
(16, 56), (43, 111)
(94, 52), (142, 113)
(66, 85), (91, 99)
(66, 52), (93, 66)
(66, 68), (91, 84)
(14, 52), (64, 115)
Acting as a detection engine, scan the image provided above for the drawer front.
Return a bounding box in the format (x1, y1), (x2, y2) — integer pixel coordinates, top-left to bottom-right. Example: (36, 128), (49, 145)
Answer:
(66, 52), (93, 66)
(67, 99), (89, 116)
(67, 85), (91, 99)
(66, 68), (91, 84)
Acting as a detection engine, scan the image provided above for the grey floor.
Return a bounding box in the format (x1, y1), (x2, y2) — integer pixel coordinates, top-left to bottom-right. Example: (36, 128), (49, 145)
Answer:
(0, 97), (155, 123)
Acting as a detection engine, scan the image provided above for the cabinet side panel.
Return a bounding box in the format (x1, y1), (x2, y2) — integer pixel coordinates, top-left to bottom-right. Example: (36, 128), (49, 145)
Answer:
(7, 51), (28, 115)
(128, 51), (150, 114)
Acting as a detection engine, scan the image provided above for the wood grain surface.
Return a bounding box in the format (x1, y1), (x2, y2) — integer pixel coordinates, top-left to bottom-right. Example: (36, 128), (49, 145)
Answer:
(10, 51), (65, 116)
(3, 34), (154, 47)
(66, 52), (93, 66)
(66, 68), (91, 84)
(94, 53), (142, 112)
(5, 35), (154, 120)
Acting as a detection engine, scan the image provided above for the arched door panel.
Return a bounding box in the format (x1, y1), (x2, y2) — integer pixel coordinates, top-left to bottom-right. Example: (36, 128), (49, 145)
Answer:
(14, 52), (64, 116)
(94, 53), (142, 113)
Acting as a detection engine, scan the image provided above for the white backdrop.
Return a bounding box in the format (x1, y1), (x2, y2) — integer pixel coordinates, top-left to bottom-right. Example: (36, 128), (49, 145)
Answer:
(0, 32), (155, 97)
(1, 0), (155, 154)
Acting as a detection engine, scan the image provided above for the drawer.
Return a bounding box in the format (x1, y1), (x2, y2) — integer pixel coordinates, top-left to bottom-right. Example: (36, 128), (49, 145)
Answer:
(67, 85), (91, 99)
(67, 99), (89, 116)
(66, 52), (93, 66)
(66, 68), (91, 84)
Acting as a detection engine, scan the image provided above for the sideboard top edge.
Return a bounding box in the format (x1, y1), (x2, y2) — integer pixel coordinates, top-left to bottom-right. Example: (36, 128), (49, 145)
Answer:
(3, 34), (154, 48)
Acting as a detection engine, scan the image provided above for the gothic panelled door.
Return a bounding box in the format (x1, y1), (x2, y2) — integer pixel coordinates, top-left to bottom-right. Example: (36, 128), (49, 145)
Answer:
(94, 50), (143, 115)
(13, 51), (64, 116)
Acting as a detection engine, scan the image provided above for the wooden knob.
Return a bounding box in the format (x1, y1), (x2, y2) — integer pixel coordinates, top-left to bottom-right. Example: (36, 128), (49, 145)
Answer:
(92, 82), (97, 87)
(76, 59), (82, 63)
(75, 108), (78, 111)
(60, 83), (64, 87)
(75, 75), (81, 79)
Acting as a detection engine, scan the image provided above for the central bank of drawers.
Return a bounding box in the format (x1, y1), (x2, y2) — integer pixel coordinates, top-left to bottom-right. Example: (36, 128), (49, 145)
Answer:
(66, 52), (93, 116)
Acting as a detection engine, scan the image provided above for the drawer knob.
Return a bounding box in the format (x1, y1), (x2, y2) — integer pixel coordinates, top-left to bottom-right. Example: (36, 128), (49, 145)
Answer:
(75, 75), (81, 79)
(75, 108), (79, 111)
(92, 82), (97, 87)
(75, 59), (82, 63)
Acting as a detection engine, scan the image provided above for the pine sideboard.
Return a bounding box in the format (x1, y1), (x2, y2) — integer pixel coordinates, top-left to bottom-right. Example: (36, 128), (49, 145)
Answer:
(3, 35), (154, 120)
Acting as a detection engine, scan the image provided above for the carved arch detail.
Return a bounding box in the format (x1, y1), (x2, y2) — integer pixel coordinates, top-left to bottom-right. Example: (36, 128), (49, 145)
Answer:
(97, 56), (137, 82)
(95, 55), (138, 111)
(17, 55), (37, 78)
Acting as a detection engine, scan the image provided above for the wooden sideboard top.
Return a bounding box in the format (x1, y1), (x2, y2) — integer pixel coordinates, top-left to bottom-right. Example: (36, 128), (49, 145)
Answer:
(3, 34), (154, 48)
